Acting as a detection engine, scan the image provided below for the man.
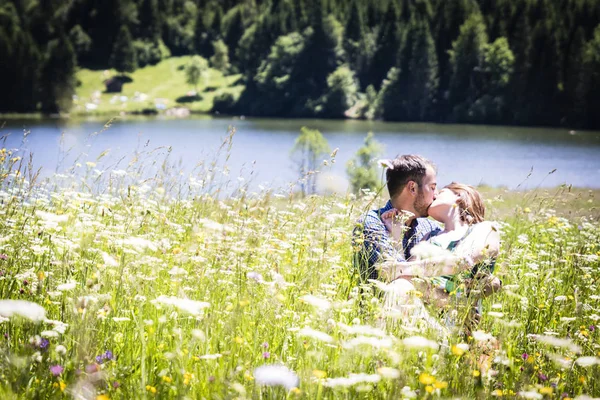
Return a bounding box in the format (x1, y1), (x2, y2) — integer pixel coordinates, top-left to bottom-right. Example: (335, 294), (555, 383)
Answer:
(353, 154), (441, 283)
(353, 154), (501, 333)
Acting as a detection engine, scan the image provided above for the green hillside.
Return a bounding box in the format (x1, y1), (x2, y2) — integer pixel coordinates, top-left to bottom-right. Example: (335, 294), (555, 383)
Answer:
(73, 56), (244, 116)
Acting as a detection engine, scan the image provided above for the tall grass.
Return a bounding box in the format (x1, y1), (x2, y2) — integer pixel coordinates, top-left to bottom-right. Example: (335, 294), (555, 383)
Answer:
(0, 127), (599, 399)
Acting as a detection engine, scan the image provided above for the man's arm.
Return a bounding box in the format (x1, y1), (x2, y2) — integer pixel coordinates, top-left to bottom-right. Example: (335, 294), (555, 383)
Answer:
(353, 212), (406, 282)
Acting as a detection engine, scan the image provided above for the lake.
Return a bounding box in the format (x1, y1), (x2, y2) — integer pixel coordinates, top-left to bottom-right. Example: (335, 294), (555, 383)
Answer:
(2, 116), (600, 193)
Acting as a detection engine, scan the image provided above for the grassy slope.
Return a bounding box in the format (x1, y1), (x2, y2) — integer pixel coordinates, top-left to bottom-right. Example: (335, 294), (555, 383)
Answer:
(73, 56), (244, 116)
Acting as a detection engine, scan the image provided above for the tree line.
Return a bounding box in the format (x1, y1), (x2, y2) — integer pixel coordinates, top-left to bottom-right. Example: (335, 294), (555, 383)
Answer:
(2, 0), (600, 129)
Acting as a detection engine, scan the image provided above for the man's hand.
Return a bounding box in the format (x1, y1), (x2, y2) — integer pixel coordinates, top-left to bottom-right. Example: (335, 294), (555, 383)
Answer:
(381, 208), (414, 243)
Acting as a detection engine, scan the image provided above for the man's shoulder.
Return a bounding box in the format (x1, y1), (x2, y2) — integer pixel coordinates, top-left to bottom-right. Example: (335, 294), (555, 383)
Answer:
(356, 201), (391, 228)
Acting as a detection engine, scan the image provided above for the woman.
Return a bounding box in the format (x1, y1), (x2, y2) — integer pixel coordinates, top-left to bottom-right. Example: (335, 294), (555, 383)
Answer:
(377, 183), (500, 332)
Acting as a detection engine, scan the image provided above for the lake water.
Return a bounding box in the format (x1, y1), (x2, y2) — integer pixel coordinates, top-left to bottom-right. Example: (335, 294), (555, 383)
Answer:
(2, 116), (600, 193)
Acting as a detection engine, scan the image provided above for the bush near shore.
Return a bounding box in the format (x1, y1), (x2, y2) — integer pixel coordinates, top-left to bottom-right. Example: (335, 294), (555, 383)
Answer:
(0, 144), (599, 399)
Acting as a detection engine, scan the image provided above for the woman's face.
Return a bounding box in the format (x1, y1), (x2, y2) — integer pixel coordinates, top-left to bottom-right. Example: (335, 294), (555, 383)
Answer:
(427, 188), (459, 221)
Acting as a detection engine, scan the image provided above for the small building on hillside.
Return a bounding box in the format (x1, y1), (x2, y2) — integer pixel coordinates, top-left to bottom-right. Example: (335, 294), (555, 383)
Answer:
(104, 78), (123, 93)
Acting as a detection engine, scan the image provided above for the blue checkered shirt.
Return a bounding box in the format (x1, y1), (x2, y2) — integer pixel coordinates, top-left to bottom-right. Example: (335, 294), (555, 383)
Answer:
(353, 200), (442, 282)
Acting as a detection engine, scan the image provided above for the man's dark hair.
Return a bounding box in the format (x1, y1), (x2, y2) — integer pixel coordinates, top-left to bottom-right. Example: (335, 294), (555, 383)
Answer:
(385, 155), (435, 199)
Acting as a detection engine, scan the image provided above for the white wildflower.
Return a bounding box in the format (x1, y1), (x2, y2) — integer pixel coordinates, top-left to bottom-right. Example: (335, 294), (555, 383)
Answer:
(299, 295), (331, 311)
(0, 300), (46, 322)
(246, 271), (264, 283)
(377, 367), (400, 379)
(168, 267), (188, 276)
(518, 390), (543, 399)
(487, 312), (505, 318)
(57, 281), (77, 292)
(151, 295), (210, 316)
(534, 335), (582, 354)
(199, 353), (222, 360)
(297, 327), (334, 343)
(343, 336), (393, 349)
(554, 295), (568, 302)
(401, 386), (418, 398)
(472, 331), (496, 342)
(402, 336), (439, 350)
(337, 323), (388, 338)
(55, 345), (67, 356)
(323, 373), (381, 388)
(254, 365), (299, 390)
(112, 317), (131, 322)
(102, 252), (119, 267)
(575, 356), (600, 367)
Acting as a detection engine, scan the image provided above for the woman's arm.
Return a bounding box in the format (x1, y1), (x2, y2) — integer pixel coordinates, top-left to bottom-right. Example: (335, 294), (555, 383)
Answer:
(376, 222), (500, 281)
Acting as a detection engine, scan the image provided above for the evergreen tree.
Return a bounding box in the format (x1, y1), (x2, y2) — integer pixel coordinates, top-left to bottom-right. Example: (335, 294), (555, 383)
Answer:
(433, 0), (477, 119)
(398, 17), (439, 121)
(578, 25), (600, 129)
(369, 2), (401, 89)
(69, 25), (92, 63)
(375, 67), (403, 120)
(110, 25), (137, 75)
(223, 6), (245, 64)
(526, 14), (563, 125)
(321, 65), (359, 118)
(508, 0), (533, 124)
(564, 27), (587, 126)
(195, 5), (214, 57)
(138, 0), (162, 40)
(210, 39), (230, 72)
(39, 35), (77, 113)
(344, 0), (364, 71)
(251, 32), (306, 115)
(448, 12), (488, 121)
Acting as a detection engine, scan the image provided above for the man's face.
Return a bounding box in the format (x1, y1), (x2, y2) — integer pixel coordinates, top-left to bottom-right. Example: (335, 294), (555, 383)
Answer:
(413, 166), (437, 217)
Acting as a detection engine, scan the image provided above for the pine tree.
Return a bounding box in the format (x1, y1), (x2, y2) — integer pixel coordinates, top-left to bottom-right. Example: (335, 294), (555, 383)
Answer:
(110, 25), (137, 75)
(564, 27), (587, 126)
(344, 0), (364, 71)
(369, 1), (401, 89)
(138, 0), (162, 40)
(433, 0), (477, 119)
(448, 12), (488, 121)
(400, 18), (439, 121)
(376, 67), (403, 120)
(507, 0), (532, 124)
(578, 25), (600, 129)
(40, 35), (77, 113)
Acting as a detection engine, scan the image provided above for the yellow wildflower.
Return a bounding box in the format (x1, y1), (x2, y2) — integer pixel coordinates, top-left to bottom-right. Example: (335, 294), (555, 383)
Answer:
(312, 369), (327, 379)
(539, 387), (553, 395)
(419, 373), (435, 385)
(433, 381), (448, 389)
(451, 345), (465, 356)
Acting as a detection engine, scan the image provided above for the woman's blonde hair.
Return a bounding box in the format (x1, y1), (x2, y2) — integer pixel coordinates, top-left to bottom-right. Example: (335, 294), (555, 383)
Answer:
(445, 182), (485, 225)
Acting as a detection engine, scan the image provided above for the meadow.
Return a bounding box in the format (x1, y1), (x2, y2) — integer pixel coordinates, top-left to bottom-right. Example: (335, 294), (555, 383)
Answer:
(73, 57), (243, 116)
(0, 131), (599, 399)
